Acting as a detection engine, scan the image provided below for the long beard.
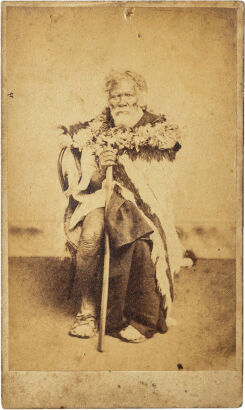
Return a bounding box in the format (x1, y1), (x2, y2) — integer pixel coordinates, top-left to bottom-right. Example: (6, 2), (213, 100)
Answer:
(111, 106), (143, 128)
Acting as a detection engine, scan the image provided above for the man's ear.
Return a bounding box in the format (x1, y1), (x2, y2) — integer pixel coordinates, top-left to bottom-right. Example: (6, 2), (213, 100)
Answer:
(138, 90), (147, 109)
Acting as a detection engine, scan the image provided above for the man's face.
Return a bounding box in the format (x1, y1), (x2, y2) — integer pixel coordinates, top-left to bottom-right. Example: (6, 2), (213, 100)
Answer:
(108, 79), (139, 125)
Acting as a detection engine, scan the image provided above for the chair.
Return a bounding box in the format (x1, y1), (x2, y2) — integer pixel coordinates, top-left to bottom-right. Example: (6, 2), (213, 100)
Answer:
(58, 147), (77, 299)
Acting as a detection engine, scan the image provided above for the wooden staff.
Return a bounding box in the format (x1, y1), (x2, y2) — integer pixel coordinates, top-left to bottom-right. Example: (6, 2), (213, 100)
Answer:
(98, 165), (113, 352)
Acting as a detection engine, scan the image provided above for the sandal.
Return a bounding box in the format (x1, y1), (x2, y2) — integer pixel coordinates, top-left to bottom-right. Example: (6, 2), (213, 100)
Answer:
(119, 325), (146, 343)
(69, 314), (97, 339)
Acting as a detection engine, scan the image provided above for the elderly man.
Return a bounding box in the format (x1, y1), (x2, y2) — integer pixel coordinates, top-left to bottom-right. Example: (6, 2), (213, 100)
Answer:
(58, 70), (192, 343)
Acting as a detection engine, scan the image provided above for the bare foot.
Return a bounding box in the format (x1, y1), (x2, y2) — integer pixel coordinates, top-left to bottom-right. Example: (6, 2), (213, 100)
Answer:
(119, 325), (146, 343)
(69, 315), (97, 338)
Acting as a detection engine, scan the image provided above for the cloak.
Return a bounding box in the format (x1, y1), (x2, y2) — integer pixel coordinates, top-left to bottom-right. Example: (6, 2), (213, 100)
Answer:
(58, 108), (186, 317)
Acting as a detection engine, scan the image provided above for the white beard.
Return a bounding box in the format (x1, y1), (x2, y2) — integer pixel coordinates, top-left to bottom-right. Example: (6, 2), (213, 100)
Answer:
(111, 107), (143, 128)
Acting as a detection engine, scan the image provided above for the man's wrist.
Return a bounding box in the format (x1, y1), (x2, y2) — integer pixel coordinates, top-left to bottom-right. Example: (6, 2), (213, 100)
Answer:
(90, 168), (106, 190)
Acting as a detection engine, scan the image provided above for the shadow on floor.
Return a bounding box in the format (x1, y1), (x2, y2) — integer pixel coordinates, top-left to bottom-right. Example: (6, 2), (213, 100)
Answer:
(8, 257), (236, 371)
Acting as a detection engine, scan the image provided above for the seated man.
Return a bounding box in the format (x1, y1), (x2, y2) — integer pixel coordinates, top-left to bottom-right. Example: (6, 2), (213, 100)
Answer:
(58, 70), (192, 343)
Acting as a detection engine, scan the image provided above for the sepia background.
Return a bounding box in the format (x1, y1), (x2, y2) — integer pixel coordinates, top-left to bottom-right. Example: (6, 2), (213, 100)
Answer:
(6, 5), (237, 371)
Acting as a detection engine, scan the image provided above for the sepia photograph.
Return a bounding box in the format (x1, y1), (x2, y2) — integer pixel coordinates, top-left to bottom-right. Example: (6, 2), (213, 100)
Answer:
(2, 1), (243, 408)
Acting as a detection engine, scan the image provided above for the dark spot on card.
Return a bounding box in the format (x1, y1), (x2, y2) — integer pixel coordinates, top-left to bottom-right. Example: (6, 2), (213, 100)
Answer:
(177, 363), (183, 370)
(193, 226), (204, 235)
(9, 226), (42, 236)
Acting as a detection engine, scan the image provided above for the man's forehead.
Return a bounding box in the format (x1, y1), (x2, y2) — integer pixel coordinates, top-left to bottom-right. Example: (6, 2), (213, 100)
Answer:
(109, 79), (136, 95)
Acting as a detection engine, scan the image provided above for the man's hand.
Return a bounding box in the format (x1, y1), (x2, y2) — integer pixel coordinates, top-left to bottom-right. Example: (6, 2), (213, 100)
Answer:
(99, 148), (117, 174)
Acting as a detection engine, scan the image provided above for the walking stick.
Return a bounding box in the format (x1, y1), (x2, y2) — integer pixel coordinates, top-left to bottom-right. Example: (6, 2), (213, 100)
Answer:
(98, 165), (113, 352)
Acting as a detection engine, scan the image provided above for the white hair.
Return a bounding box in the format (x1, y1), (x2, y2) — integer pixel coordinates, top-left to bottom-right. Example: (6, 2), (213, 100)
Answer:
(105, 70), (147, 107)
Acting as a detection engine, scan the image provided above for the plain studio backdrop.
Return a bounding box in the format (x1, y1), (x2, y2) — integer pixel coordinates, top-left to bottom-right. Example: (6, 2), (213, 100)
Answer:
(6, 5), (237, 258)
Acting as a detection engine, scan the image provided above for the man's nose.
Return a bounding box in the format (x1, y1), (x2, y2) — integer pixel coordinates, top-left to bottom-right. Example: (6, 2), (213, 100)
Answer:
(118, 95), (127, 106)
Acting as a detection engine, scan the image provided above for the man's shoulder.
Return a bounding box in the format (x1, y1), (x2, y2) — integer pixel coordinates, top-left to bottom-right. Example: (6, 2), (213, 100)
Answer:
(62, 120), (90, 137)
(136, 110), (166, 127)
(144, 110), (166, 123)
(62, 109), (109, 137)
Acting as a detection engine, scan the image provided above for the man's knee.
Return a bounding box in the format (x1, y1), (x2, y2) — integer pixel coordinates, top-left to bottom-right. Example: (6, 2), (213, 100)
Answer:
(76, 230), (103, 275)
(78, 217), (104, 254)
(79, 233), (101, 253)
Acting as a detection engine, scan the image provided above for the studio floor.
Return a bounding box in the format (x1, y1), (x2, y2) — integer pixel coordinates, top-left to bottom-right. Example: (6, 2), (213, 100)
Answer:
(8, 257), (236, 371)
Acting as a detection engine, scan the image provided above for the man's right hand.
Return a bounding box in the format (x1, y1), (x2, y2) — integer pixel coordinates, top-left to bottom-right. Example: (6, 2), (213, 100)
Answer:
(99, 148), (117, 174)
